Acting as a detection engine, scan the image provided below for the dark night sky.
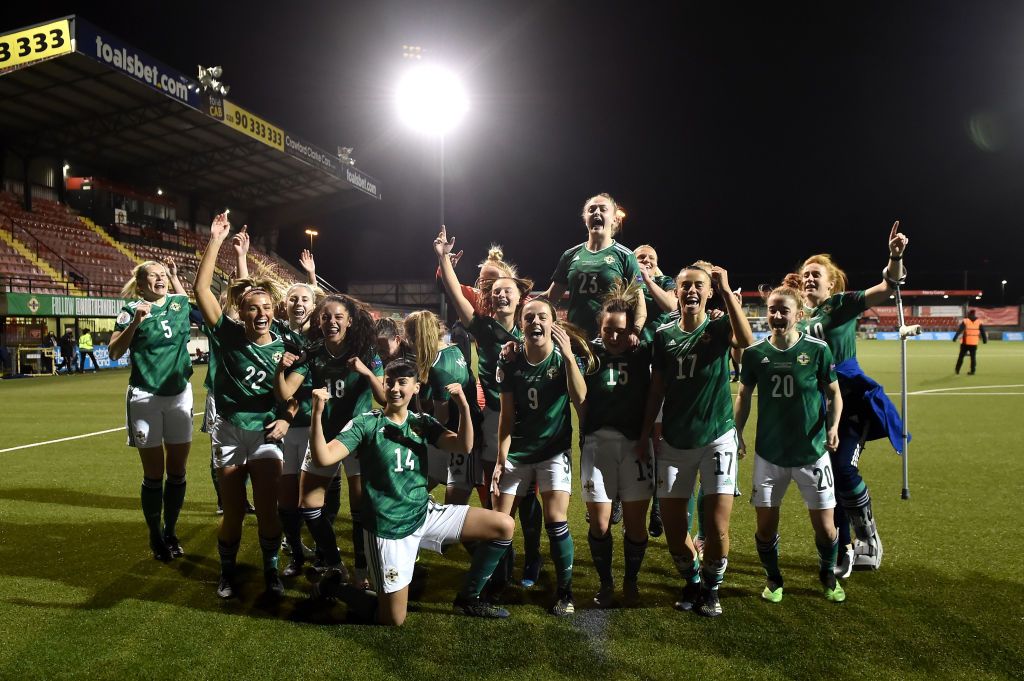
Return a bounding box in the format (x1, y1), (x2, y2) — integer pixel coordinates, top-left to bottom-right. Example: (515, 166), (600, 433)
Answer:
(8, 1), (1024, 300)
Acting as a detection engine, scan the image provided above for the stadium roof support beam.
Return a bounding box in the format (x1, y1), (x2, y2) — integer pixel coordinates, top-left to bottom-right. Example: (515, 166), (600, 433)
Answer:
(11, 100), (183, 159)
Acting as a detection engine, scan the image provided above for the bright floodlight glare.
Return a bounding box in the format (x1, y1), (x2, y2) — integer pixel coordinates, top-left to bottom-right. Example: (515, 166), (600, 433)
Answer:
(396, 65), (468, 135)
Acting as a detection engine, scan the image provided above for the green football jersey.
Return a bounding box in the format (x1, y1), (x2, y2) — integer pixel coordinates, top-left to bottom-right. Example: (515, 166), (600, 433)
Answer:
(551, 240), (643, 338)
(428, 345), (482, 429)
(498, 347), (584, 464)
(583, 340), (652, 440)
(467, 314), (522, 413)
(740, 334), (837, 467)
(336, 410), (445, 539)
(798, 291), (867, 365)
(294, 345), (384, 441)
(653, 315), (735, 449)
(114, 293), (193, 396)
(273, 320), (313, 428)
(209, 316), (284, 430)
(641, 274), (677, 343)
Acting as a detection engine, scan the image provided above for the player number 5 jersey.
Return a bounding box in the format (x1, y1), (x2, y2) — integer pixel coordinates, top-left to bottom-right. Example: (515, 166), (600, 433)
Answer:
(115, 293), (193, 395)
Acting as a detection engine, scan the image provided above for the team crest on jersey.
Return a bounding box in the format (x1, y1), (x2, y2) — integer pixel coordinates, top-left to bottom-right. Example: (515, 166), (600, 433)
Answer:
(700, 334), (712, 344)
(604, 255), (615, 265)
(384, 566), (400, 584)
(272, 351), (283, 363)
(797, 352), (811, 366)
(170, 302), (181, 311)
(822, 304), (833, 314)
(546, 366), (559, 379)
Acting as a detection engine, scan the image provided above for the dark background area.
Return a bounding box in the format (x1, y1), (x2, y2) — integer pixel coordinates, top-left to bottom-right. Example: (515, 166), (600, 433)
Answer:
(5, 1), (1023, 300)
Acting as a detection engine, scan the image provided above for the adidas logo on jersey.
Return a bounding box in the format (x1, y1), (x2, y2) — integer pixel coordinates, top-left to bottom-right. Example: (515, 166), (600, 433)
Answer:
(761, 356), (770, 364)
(667, 339), (678, 347)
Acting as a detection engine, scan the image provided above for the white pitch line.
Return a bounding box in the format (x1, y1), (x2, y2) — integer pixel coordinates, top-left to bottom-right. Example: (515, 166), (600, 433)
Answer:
(910, 384), (1024, 395)
(0, 411), (205, 454)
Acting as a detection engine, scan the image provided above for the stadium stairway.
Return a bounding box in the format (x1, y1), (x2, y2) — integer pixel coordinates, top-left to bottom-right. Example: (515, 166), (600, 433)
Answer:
(80, 217), (141, 265)
(0, 228), (83, 295)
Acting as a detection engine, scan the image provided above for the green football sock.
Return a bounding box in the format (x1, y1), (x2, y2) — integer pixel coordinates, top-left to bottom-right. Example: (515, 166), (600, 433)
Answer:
(588, 530), (614, 584)
(672, 553), (701, 584)
(461, 539), (512, 598)
(546, 521), (574, 590)
(623, 535), (648, 581)
(162, 474), (186, 537)
(816, 536), (839, 583)
(259, 534), (281, 572)
(702, 557), (728, 592)
(141, 477), (163, 540)
(520, 493), (543, 564)
(755, 533), (783, 586)
(218, 539), (239, 576)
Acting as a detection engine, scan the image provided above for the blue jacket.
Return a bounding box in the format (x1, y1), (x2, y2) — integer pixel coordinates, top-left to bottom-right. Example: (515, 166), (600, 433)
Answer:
(835, 357), (910, 455)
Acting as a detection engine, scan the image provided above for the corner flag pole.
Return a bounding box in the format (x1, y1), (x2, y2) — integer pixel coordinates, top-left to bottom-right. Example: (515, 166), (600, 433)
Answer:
(894, 284), (920, 500)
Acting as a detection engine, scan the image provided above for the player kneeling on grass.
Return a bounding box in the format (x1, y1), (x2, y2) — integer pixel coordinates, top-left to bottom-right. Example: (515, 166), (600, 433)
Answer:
(308, 359), (515, 625)
(734, 285), (846, 604)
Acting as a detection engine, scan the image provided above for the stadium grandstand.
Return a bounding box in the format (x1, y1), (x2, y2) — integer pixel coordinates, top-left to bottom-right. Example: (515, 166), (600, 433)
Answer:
(0, 15), (381, 372)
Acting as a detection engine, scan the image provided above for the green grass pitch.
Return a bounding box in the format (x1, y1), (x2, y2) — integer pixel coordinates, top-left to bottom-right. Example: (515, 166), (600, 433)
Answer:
(1, 341), (1022, 680)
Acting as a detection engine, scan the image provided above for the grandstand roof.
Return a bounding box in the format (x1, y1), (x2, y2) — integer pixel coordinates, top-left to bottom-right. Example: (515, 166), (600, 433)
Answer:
(0, 16), (381, 221)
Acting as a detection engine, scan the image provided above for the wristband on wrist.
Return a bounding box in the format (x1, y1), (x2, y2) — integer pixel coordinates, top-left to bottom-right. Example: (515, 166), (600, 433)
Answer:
(889, 255), (903, 261)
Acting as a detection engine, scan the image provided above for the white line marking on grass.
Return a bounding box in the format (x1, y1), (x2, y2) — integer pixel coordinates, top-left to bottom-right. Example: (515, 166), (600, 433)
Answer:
(910, 384), (1024, 395)
(0, 412), (206, 453)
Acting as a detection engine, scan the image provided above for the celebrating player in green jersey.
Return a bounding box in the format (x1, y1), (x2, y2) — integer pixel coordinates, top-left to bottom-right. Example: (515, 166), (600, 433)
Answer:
(634, 245), (678, 342)
(545, 193), (647, 340)
(195, 212), (293, 599)
(493, 297), (594, 616)
(308, 359), (515, 625)
(581, 282), (655, 608)
(109, 260), (195, 563)
(638, 261), (753, 617)
(404, 309), (483, 503)
(276, 294), (385, 588)
(796, 222), (909, 575)
(736, 285), (845, 604)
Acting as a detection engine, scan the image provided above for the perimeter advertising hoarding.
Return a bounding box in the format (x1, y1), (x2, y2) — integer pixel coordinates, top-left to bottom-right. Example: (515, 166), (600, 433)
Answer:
(73, 18), (201, 109)
(1, 293), (127, 317)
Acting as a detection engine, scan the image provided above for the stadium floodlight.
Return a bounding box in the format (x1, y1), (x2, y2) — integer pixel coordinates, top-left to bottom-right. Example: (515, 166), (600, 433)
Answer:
(396, 64), (468, 136)
(197, 65), (230, 96)
(305, 228), (319, 250)
(62, 163), (70, 176)
(337, 147), (356, 167)
(156, 188), (163, 196)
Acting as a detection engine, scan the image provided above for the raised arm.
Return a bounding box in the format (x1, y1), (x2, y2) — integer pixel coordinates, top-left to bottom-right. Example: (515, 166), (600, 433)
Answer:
(432, 383), (473, 454)
(712, 266), (754, 348)
(863, 221), (909, 307)
(349, 356), (386, 405)
(165, 259), (186, 296)
(299, 249), (317, 286)
(434, 226), (476, 326)
(553, 325), (587, 410)
(232, 225), (250, 280)
(194, 213), (230, 326)
(275, 351), (306, 401)
(309, 388), (351, 467)
(108, 302), (152, 360)
(641, 269), (677, 313)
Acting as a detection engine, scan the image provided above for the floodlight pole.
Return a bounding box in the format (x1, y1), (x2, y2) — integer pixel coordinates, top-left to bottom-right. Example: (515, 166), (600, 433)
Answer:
(438, 135), (447, 323)
(895, 284), (911, 500)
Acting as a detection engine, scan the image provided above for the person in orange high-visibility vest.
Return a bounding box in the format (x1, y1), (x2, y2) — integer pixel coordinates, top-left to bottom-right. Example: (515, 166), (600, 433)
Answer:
(953, 310), (987, 375)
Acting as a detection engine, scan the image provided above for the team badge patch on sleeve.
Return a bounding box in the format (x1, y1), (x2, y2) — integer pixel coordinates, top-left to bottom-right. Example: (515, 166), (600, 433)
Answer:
(117, 311), (132, 325)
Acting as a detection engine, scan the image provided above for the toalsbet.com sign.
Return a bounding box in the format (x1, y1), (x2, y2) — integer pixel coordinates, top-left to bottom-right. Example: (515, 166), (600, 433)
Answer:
(74, 18), (200, 109)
